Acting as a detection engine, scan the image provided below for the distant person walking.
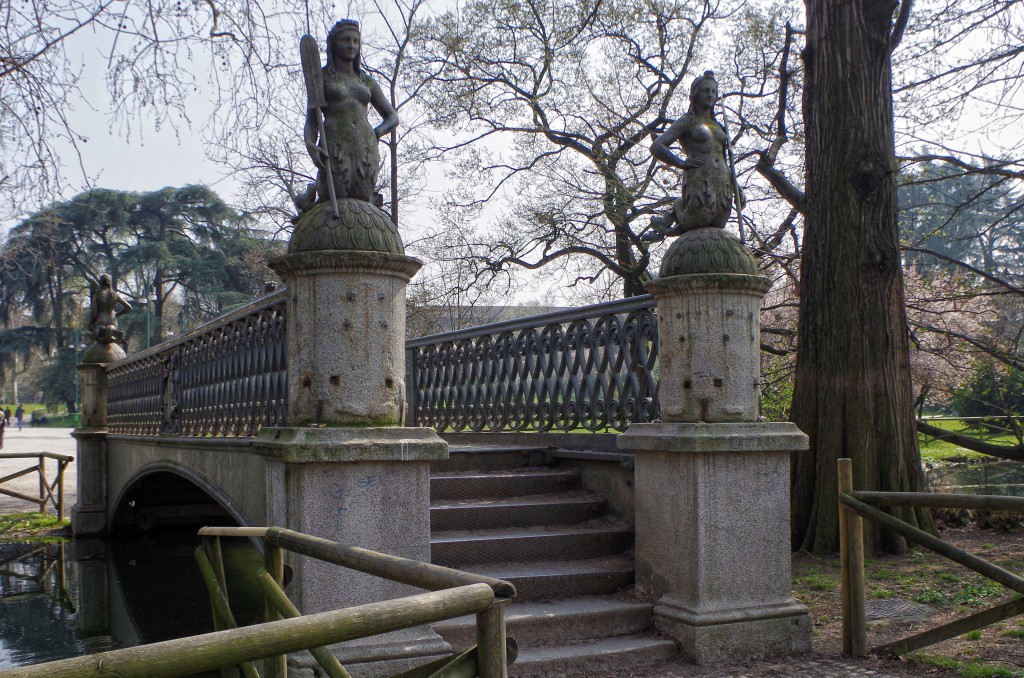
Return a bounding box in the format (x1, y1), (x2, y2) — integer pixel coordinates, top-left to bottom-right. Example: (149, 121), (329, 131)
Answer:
(15, 405), (24, 431)
(0, 409), (5, 448)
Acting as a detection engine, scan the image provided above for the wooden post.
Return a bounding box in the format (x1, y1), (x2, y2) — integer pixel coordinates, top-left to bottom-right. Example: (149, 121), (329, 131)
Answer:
(476, 600), (508, 678)
(38, 454), (46, 513)
(263, 543), (287, 678)
(838, 458), (866, 656)
(256, 568), (353, 678)
(194, 547), (259, 678)
(57, 459), (65, 521)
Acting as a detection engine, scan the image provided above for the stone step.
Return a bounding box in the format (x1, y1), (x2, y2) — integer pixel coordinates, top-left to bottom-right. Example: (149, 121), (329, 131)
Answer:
(433, 445), (550, 473)
(508, 635), (678, 677)
(448, 557), (635, 601)
(431, 469), (580, 501)
(430, 493), (606, 531)
(431, 524), (633, 566)
(432, 597), (654, 648)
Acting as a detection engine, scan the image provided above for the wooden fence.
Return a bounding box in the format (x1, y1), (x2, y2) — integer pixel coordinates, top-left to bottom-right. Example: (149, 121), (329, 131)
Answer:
(838, 458), (1024, 656)
(2, 525), (515, 678)
(0, 452), (73, 520)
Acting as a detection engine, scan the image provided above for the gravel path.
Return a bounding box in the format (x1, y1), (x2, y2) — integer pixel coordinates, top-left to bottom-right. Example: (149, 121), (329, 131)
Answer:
(0, 426), (77, 515)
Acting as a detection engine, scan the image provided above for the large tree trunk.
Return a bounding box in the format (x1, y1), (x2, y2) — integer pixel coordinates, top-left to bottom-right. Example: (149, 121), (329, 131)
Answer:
(791, 0), (932, 554)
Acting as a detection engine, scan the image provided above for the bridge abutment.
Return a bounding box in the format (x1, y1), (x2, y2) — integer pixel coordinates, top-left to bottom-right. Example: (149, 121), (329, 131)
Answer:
(264, 209), (451, 675)
(620, 228), (812, 662)
(72, 344), (122, 535)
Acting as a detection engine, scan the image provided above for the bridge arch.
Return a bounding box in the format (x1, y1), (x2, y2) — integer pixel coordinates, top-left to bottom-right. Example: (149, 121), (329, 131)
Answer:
(111, 461), (254, 535)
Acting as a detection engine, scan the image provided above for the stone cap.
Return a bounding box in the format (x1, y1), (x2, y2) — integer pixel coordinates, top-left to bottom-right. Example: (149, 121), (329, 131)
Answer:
(646, 272), (771, 297)
(253, 426), (448, 463)
(268, 249), (423, 281)
(659, 227), (758, 277)
(79, 342), (127, 365)
(618, 422), (809, 453)
(290, 199), (404, 254)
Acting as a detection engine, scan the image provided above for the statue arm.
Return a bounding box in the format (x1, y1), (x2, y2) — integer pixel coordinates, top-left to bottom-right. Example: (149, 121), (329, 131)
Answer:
(114, 295), (132, 317)
(650, 115), (694, 170)
(304, 108), (326, 171)
(368, 79), (399, 139)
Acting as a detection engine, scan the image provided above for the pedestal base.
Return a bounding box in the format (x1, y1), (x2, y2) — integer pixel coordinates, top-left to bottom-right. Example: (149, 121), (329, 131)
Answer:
(71, 504), (108, 535)
(620, 421), (812, 662)
(255, 426), (450, 673)
(654, 597), (811, 663)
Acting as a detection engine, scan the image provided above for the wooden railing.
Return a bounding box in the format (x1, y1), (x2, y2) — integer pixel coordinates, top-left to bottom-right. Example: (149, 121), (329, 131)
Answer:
(4, 526), (516, 678)
(0, 452), (73, 520)
(198, 526), (516, 678)
(838, 458), (1024, 656)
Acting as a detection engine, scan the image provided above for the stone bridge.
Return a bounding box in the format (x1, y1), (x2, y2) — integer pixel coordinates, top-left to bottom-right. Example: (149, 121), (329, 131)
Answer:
(72, 225), (811, 675)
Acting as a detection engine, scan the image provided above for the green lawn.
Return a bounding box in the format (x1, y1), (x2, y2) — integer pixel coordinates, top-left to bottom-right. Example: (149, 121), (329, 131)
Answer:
(919, 418), (1021, 464)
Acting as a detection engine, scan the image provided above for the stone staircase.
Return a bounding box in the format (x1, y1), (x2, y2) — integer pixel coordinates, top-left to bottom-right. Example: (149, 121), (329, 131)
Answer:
(429, 445), (678, 676)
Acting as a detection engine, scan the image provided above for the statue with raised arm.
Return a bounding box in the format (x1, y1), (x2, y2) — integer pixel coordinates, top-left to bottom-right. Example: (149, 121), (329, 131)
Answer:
(87, 274), (131, 344)
(648, 71), (743, 237)
(294, 19), (399, 216)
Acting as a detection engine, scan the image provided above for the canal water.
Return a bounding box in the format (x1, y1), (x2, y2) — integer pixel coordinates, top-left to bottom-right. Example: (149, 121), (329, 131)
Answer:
(0, 531), (263, 672)
(925, 460), (1024, 496)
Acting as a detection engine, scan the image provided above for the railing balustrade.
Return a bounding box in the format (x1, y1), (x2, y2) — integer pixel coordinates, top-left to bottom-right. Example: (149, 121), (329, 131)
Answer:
(102, 290), (661, 436)
(106, 289), (287, 437)
(406, 296), (659, 433)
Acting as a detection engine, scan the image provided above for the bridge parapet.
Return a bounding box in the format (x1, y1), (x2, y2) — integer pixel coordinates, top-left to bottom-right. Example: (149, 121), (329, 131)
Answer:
(406, 296), (660, 433)
(105, 289), (288, 438)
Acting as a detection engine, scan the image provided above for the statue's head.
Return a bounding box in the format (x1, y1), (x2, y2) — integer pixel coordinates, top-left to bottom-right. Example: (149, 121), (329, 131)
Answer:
(688, 70), (719, 113)
(98, 273), (112, 288)
(327, 19), (363, 74)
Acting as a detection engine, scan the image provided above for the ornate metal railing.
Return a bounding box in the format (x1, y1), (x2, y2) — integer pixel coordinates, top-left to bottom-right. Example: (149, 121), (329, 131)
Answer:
(106, 289), (288, 437)
(406, 296), (659, 433)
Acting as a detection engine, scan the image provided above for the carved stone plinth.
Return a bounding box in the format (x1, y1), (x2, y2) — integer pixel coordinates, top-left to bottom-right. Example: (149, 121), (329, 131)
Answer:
(620, 423), (811, 662)
(269, 249), (421, 428)
(619, 226), (811, 662)
(255, 426), (450, 675)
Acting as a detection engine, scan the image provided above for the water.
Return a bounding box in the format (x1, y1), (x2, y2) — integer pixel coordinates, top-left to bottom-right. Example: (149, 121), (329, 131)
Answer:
(926, 460), (1024, 496)
(0, 532), (263, 672)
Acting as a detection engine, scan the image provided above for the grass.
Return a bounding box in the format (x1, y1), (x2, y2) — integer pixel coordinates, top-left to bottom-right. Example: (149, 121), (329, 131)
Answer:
(0, 511), (69, 538)
(919, 418), (1021, 464)
(793, 531), (1024, 678)
(911, 653), (1024, 677)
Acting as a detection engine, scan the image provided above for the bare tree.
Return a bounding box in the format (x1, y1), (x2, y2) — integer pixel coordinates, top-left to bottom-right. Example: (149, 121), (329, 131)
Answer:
(414, 0), (740, 298)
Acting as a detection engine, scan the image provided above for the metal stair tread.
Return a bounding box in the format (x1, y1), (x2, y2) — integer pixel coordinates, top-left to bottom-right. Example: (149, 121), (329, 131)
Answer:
(432, 523), (631, 542)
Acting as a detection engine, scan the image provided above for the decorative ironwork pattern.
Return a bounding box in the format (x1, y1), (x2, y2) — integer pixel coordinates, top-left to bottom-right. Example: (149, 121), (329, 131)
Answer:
(107, 290), (288, 437)
(407, 296), (659, 432)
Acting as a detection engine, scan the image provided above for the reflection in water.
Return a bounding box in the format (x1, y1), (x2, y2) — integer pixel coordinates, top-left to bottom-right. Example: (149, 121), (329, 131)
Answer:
(0, 533), (263, 672)
(926, 460), (1024, 496)
(0, 543), (83, 668)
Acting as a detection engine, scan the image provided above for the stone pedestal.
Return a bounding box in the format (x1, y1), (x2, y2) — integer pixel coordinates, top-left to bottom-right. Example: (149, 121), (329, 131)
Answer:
(620, 422), (811, 662)
(264, 203), (452, 675)
(619, 227), (811, 662)
(72, 350), (121, 535)
(255, 427), (450, 673)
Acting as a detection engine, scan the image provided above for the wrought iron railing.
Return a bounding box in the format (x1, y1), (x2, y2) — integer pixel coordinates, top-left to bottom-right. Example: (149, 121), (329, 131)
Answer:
(106, 289), (288, 437)
(102, 290), (659, 436)
(406, 296), (659, 433)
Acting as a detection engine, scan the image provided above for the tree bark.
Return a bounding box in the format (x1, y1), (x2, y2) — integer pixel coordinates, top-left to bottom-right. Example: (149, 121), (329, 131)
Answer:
(791, 0), (932, 554)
